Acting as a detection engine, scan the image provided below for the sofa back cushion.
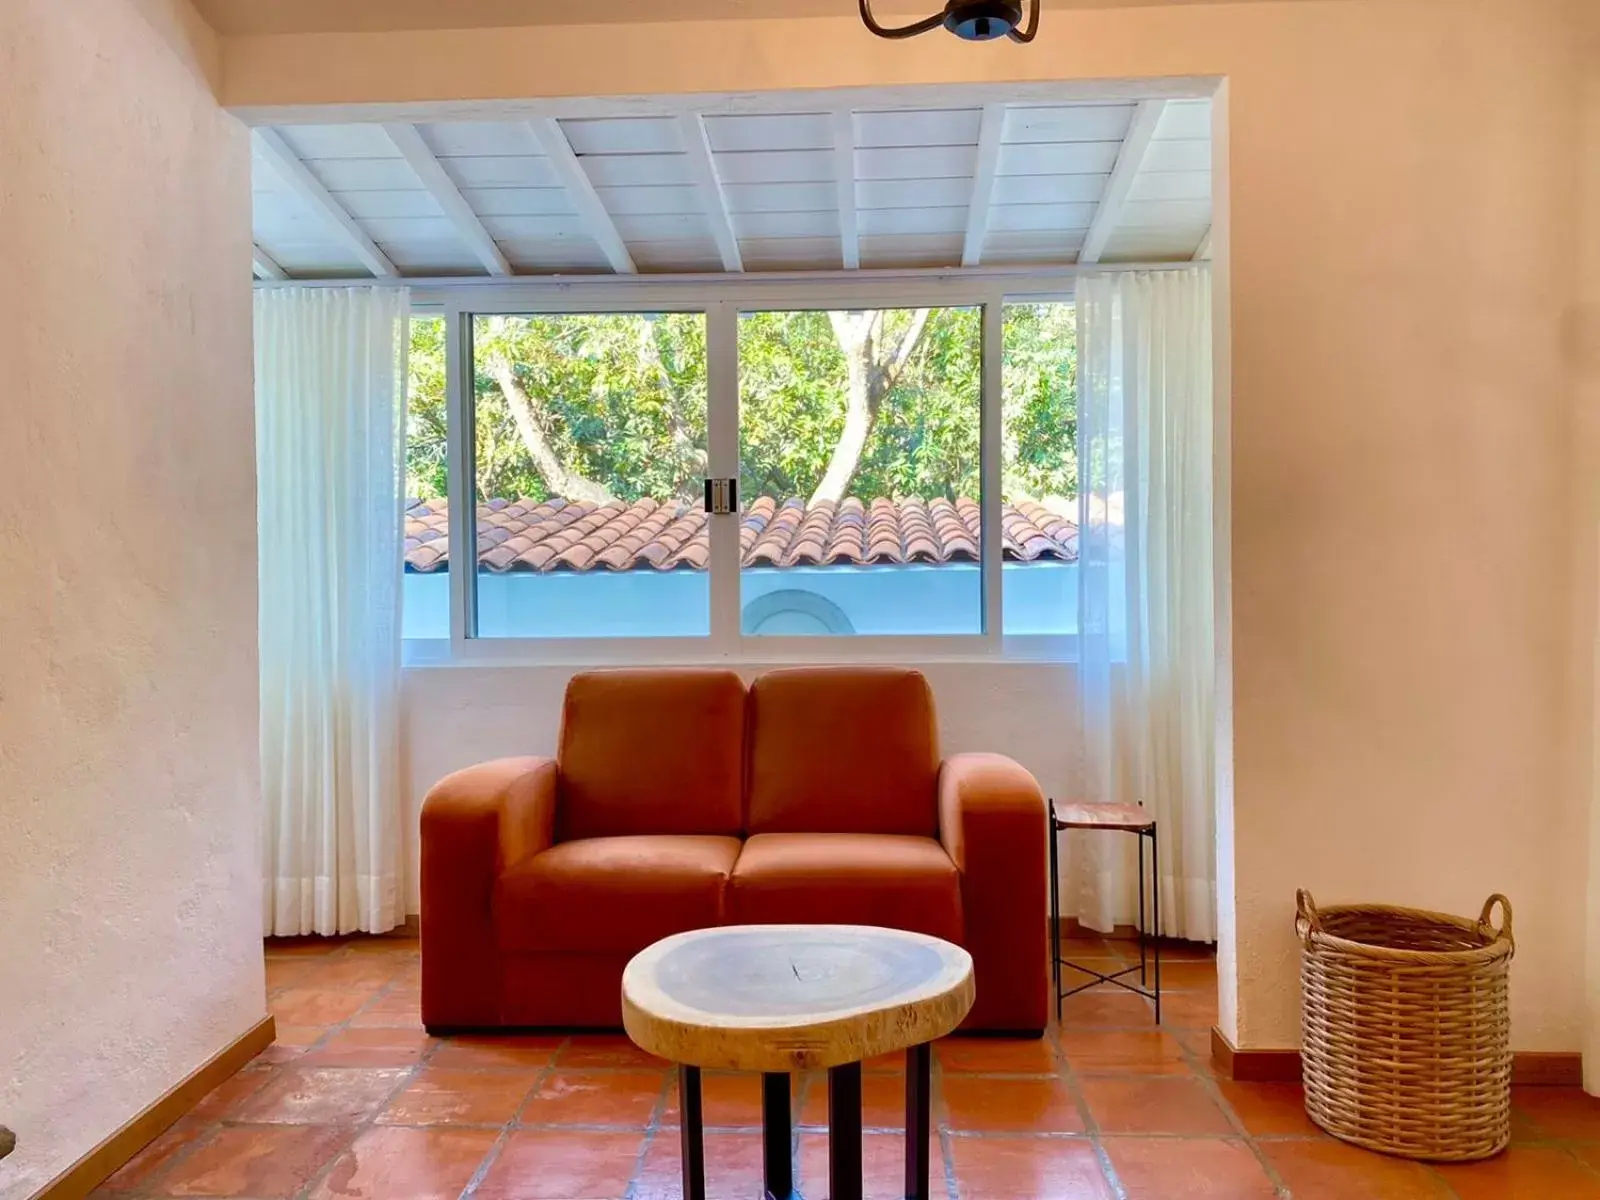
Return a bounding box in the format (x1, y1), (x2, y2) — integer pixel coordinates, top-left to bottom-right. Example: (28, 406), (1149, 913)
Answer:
(745, 667), (940, 836)
(558, 668), (747, 840)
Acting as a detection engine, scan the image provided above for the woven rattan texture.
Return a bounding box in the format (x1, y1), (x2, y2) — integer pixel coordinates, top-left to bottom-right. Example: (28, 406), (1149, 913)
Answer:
(1297, 892), (1514, 1162)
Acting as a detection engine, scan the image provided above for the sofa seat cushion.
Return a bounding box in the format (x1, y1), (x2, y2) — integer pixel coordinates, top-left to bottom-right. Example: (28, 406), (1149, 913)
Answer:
(497, 835), (741, 955)
(727, 833), (963, 944)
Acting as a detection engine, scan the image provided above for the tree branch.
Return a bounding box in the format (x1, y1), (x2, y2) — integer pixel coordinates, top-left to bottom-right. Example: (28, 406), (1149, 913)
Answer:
(885, 308), (932, 386)
(810, 308), (933, 504)
(483, 352), (617, 505)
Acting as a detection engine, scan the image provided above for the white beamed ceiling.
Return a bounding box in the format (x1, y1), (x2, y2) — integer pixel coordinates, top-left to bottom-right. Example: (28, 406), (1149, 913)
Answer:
(251, 94), (1212, 279)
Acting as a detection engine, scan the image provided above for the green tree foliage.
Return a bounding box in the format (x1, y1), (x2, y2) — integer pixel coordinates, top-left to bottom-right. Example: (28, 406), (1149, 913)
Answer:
(1002, 302), (1079, 501)
(737, 308), (966, 502)
(407, 315), (449, 500)
(406, 302), (1076, 506)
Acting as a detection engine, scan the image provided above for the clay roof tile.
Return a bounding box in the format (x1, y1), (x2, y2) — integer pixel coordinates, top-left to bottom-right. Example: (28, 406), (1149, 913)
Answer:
(670, 543), (710, 570)
(404, 495), (1076, 574)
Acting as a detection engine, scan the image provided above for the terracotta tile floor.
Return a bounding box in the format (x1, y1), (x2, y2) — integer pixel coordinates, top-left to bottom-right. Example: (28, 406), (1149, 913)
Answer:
(93, 935), (1600, 1199)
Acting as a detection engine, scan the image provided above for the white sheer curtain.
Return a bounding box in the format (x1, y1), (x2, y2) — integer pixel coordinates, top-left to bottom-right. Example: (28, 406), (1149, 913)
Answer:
(1065, 267), (1217, 942)
(256, 286), (409, 936)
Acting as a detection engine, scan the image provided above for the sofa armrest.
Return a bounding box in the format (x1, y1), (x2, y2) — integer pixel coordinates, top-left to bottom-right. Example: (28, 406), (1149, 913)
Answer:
(938, 753), (1049, 1032)
(420, 757), (557, 1028)
(422, 756), (558, 877)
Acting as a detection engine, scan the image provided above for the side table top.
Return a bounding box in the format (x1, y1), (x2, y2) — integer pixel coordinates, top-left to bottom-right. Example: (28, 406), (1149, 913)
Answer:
(1054, 801), (1155, 831)
(622, 924), (974, 1072)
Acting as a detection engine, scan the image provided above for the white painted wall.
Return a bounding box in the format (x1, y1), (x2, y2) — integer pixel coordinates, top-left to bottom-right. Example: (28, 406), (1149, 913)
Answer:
(0, 1), (263, 1194)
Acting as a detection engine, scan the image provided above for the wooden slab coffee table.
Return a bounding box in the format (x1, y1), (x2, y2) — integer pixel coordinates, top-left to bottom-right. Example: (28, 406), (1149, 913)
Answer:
(623, 924), (975, 1200)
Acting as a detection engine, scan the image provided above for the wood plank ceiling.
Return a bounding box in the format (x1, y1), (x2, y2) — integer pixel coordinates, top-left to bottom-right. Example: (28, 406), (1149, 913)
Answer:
(251, 95), (1212, 279)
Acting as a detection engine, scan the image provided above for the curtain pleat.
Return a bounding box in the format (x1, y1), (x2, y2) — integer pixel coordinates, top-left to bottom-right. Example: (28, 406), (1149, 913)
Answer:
(1067, 268), (1217, 943)
(255, 286), (409, 937)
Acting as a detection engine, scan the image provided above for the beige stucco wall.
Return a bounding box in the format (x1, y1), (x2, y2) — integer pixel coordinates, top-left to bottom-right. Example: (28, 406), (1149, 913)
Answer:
(0, 1), (263, 1194)
(223, 0), (1591, 1052)
(1578, 0), (1600, 1091)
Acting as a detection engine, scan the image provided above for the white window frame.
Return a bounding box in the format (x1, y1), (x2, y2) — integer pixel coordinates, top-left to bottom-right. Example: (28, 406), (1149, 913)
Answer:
(397, 265), (1169, 667)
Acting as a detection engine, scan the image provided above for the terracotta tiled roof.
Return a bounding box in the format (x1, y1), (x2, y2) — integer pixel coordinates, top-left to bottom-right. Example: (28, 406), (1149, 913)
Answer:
(405, 496), (1078, 574)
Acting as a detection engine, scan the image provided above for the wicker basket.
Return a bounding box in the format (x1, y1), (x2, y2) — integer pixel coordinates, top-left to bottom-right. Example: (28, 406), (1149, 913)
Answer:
(1295, 890), (1514, 1162)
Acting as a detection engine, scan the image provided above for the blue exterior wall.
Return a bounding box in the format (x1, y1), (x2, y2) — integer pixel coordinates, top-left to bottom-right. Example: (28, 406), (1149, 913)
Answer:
(402, 562), (1078, 639)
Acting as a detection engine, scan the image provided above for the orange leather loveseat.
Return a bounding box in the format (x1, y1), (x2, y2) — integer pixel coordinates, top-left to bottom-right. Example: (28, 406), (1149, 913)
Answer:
(421, 666), (1048, 1033)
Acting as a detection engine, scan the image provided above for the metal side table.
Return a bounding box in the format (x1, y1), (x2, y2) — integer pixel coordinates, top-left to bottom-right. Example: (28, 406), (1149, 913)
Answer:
(1048, 798), (1162, 1024)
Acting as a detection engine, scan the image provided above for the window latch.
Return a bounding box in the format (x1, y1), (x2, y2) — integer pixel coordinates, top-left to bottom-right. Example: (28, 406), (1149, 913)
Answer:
(704, 478), (738, 515)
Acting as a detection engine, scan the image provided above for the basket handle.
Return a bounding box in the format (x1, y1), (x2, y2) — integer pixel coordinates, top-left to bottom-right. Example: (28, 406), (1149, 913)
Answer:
(1478, 893), (1513, 947)
(1295, 889), (1321, 945)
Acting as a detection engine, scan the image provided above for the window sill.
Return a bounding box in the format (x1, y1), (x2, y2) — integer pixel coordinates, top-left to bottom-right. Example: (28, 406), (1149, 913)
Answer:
(400, 634), (1081, 670)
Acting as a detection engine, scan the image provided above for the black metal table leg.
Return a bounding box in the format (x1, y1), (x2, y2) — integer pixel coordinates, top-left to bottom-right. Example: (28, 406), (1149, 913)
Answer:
(1049, 801), (1062, 1020)
(904, 1043), (932, 1200)
(1137, 826), (1148, 987)
(829, 1061), (864, 1200)
(762, 1072), (792, 1199)
(1151, 826), (1162, 1025)
(678, 1065), (705, 1200)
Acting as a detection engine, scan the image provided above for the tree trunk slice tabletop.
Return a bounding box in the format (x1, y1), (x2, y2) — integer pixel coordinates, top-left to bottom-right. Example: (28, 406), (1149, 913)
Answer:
(622, 924), (975, 1073)
(623, 925), (973, 1200)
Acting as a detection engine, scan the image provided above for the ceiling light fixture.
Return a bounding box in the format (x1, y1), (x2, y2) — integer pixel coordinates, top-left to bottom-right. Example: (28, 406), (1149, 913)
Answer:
(859, 0), (1039, 42)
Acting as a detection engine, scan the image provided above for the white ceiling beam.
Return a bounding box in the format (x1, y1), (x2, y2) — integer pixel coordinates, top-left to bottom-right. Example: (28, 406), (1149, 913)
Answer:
(383, 122), (511, 277)
(678, 115), (742, 273)
(1193, 225), (1213, 262)
(527, 117), (636, 274)
(962, 104), (1007, 269)
(252, 127), (397, 279)
(252, 243), (288, 280)
(832, 111), (860, 270)
(1077, 99), (1167, 267)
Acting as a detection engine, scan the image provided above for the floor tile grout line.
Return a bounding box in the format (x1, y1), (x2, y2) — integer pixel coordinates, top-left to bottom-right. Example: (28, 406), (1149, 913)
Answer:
(143, 1055), (1226, 1188)
(1053, 1022), (1129, 1200)
(111, 945), (420, 1199)
(272, 947), (427, 1200)
(453, 1125), (520, 1200)
(459, 1034), (569, 1198)
(284, 985), (448, 1200)
(1419, 1160), (1465, 1200)
(274, 955), (412, 1052)
(1413, 1138), (1600, 1200)
(134, 942), (1600, 1200)
(943, 1130), (1097, 1142)
(1171, 1025), (1292, 1197)
(269, 951), (412, 1035)
(1084, 1131), (1280, 1142)
(793, 1066), (811, 1187)
(620, 1064), (675, 1200)
(933, 1051), (961, 1200)
(101, 1112), (231, 1199)
(493, 1063), (672, 1077)
(1558, 1140), (1600, 1179)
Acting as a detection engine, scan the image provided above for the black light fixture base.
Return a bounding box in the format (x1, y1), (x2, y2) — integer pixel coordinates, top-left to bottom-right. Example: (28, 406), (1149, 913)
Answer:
(943, 0), (1023, 41)
(860, 0), (1039, 42)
